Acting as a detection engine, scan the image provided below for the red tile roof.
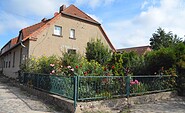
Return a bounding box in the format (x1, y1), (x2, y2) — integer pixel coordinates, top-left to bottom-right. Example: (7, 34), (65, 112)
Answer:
(62, 5), (99, 24)
(117, 46), (152, 55)
(11, 37), (18, 47)
(22, 19), (51, 40)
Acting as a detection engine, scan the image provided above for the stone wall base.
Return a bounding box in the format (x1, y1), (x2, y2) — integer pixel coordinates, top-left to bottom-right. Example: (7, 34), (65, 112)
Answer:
(76, 91), (177, 113)
(17, 83), (177, 113)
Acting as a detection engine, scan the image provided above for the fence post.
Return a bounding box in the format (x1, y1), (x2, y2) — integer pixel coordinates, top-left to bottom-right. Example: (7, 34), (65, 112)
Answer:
(74, 76), (78, 111)
(126, 76), (130, 97)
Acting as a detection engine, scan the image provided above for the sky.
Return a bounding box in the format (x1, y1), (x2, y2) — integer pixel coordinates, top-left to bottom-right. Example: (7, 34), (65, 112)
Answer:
(0, 0), (185, 49)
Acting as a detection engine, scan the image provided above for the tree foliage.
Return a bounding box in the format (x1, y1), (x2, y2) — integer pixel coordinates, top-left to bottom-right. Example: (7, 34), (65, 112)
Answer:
(150, 27), (182, 50)
(144, 47), (176, 75)
(85, 39), (111, 65)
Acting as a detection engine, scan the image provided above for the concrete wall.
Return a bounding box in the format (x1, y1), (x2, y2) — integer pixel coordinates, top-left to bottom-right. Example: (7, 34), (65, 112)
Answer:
(29, 14), (112, 58)
(16, 83), (177, 113)
(76, 91), (177, 113)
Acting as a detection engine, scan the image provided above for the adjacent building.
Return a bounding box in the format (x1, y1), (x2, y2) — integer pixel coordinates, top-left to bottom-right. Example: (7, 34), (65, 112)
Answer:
(0, 5), (115, 78)
(117, 46), (152, 55)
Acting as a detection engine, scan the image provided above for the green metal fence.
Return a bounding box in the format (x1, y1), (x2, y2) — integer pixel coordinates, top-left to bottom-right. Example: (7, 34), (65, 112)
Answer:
(19, 73), (75, 100)
(19, 73), (176, 109)
(77, 76), (127, 101)
(129, 75), (176, 96)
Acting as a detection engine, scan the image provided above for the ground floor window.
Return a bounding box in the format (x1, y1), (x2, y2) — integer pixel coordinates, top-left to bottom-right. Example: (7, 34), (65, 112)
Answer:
(67, 49), (76, 54)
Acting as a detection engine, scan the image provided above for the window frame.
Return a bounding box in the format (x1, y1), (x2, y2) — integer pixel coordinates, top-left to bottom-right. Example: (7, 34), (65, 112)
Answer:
(53, 25), (62, 36)
(69, 29), (75, 39)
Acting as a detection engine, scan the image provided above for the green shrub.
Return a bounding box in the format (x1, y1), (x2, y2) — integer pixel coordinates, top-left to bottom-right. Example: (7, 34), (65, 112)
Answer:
(86, 39), (111, 65)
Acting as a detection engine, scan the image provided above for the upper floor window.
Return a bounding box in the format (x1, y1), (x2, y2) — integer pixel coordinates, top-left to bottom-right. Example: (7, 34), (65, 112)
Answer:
(54, 26), (62, 36)
(70, 29), (75, 39)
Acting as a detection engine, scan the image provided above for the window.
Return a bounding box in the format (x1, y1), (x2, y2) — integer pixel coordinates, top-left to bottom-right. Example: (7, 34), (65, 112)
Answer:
(6, 62), (8, 68)
(67, 49), (76, 54)
(20, 48), (22, 65)
(3, 61), (5, 68)
(9, 61), (10, 68)
(12, 52), (15, 67)
(70, 29), (75, 39)
(54, 26), (62, 36)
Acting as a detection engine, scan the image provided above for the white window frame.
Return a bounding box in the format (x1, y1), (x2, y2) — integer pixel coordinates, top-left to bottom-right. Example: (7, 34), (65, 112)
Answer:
(70, 29), (75, 39)
(54, 25), (62, 36)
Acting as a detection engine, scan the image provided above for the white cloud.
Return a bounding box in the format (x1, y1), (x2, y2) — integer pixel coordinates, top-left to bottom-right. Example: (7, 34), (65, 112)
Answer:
(75, 0), (115, 9)
(141, 1), (149, 9)
(106, 0), (185, 49)
(0, 11), (30, 34)
(0, 0), (70, 36)
(3, 0), (69, 17)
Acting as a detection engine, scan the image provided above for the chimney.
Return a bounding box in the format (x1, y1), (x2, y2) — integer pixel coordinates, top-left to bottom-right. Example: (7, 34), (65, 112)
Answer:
(41, 18), (47, 22)
(59, 5), (66, 12)
(54, 12), (59, 16)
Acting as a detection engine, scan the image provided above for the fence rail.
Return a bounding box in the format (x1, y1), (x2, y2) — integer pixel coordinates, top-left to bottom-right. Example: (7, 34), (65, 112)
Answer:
(19, 73), (176, 108)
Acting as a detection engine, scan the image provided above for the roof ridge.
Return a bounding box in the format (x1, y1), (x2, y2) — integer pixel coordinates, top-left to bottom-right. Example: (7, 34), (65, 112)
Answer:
(119, 45), (151, 50)
(70, 5), (99, 23)
(22, 19), (49, 31)
(63, 4), (99, 24)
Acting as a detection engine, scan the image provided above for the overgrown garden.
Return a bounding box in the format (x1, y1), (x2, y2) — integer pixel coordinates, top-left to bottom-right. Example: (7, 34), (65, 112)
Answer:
(20, 27), (185, 96)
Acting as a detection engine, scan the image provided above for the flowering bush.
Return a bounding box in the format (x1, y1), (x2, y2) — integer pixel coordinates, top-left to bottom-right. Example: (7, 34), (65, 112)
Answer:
(56, 58), (113, 76)
(20, 53), (114, 76)
(130, 79), (148, 94)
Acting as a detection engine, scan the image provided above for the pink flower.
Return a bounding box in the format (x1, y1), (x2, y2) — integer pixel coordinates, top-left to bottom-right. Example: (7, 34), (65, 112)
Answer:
(71, 68), (74, 71)
(130, 81), (135, 85)
(50, 73), (52, 75)
(52, 70), (55, 74)
(50, 64), (55, 67)
(135, 80), (139, 84)
(67, 66), (71, 69)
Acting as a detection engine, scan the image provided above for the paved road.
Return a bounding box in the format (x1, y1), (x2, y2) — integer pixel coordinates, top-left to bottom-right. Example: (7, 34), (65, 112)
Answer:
(0, 76), (62, 113)
(130, 97), (185, 113)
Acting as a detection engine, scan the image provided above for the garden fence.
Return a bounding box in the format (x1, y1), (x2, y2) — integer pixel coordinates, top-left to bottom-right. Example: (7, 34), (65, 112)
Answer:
(19, 73), (176, 109)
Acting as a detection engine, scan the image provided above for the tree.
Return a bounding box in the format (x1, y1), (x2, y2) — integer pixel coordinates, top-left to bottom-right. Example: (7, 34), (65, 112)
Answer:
(144, 47), (176, 75)
(85, 39), (111, 65)
(150, 27), (182, 50)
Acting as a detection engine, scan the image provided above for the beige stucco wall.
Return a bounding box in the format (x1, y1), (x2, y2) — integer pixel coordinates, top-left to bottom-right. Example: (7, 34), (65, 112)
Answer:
(1, 14), (113, 78)
(29, 15), (112, 58)
(2, 41), (29, 78)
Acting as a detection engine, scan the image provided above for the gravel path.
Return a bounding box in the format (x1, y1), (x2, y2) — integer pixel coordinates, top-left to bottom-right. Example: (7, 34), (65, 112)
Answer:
(130, 97), (185, 113)
(0, 76), (62, 113)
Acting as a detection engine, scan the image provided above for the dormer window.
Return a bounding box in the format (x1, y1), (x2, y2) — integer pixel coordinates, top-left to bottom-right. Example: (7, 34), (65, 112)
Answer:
(54, 25), (62, 36)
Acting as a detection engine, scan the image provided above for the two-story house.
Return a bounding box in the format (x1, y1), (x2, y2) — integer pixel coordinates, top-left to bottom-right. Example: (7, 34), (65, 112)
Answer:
(0, 5), (115, 78)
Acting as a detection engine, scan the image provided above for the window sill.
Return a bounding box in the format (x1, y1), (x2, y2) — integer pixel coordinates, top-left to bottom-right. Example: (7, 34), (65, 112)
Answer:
(52, 34), (63, 37)
(69, 37), (76, 40)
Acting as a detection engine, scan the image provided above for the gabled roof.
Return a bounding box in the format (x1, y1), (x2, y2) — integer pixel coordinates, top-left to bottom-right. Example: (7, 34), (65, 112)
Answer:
(62, 5), (99, 24)
(1, 4), (115, 55)
(117, 46), (152, 55)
